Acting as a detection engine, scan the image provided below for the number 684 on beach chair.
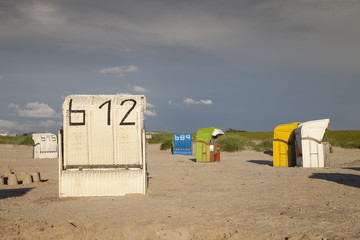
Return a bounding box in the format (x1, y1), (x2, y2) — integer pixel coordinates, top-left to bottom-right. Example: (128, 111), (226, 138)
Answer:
(58, 95), (147, 197)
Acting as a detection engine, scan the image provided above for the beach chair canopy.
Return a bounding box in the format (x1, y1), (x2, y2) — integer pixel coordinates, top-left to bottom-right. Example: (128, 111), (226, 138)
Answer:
(295, 119), (330, 142)
(274, 122), (301, 144)
(295, 118), (330, 154)
(196, 127), (224, 144)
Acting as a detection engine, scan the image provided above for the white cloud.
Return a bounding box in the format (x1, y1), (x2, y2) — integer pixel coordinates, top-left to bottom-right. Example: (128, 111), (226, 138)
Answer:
(98, 65), (138, 78)
(0, 119), (19, 129)
(183, 98), (213, 105)
(132, 85), (149, 93)
(116, 92), (132, 95)
(183, 98), (197, 104)
(145, 102), (156, 116)
(145, 109), (157, 116)
(146, 102), (155, 108)
(39, 120), (61, 128)
(8, 102), (58, 118)
(18, 2), (65, 25)
(0, 119), (30, 133)
(200, 99), (213, 105)
(0, 119), (62, 135)
(8, 103), (19, 109)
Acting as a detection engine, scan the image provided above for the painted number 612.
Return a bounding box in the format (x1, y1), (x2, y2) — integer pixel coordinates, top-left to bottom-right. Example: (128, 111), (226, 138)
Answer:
(69, 99), (137, 126)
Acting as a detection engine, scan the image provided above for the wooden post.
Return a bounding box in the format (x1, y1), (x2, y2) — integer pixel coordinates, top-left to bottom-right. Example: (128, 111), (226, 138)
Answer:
(323, 142), (330, 168)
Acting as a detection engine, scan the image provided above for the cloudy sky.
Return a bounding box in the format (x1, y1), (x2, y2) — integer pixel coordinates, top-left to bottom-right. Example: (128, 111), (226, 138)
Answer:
(0, 0), (359, 135)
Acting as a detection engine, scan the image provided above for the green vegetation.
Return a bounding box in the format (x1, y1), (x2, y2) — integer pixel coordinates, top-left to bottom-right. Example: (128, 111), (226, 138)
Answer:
(225, 128), (247, 133)
(252, 139), (273, 152)
(2, 130), (358, 151)
(218, 130), (360, 151)
(217, 135), (254, 152)
(324, 130), (360, 149)
(160, 139), (173, 150)
(0, 135), (34, 146)
(148, 130), (360, 152)
(217, 131), (273, 152)
(225, 131), (273, 141)
(147, 132), (174, 144)
(147, 131), (274, 152)
(217, 133), (273, 152)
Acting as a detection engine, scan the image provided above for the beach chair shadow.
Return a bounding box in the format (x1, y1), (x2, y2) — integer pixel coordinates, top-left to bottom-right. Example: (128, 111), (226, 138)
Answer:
(309, 173), (360, 189)
(263, 151), (273, 156)
(0, 188), (34, 200)
(247, 160), (273, 166)
(342, 167), (360, 172)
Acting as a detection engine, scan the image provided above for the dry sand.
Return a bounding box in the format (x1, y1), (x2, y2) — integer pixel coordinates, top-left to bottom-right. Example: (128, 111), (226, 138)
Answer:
(0, 143), (360, 240)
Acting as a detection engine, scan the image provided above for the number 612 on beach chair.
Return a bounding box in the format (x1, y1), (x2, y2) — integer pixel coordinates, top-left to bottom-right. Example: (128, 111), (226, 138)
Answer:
(58, 95), (147, 197)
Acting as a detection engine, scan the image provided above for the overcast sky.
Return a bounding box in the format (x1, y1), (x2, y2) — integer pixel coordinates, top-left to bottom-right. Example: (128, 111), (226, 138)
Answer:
(0, 0), (359, 135)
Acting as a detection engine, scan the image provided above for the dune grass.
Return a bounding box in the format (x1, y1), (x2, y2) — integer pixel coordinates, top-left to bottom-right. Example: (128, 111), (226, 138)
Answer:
(217, 135), (254, 152)
(147, 131), (274, 152)
(160, 139), (173, 150)
(148, 130), (360, 152)
(224, 131), (273, 141)
(323, 130), (360, 149)
(147, 132), (174, 144)
(0, 135), (34, 146)
(2, 130), (358, 151)
(217, 133), (273, 152)
(252, 139), (273, 152)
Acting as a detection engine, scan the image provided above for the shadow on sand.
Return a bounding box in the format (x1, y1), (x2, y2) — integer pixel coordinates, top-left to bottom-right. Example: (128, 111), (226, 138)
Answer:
(247, 160), (273, 166)
(263, 151), (273, 157)
(342, 167), (360, 172)
(0, 188), (34, 200)
(309, 173), (360, 189)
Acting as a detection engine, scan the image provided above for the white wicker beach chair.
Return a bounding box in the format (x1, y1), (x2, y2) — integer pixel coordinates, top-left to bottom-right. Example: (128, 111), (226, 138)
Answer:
(59, 95), (147, 197)
(32, 133), (58, 159)
(295, 119), (330, 168)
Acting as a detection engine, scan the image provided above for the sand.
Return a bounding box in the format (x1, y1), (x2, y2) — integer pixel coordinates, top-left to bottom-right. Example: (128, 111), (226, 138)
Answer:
(0, 143), (360, 240)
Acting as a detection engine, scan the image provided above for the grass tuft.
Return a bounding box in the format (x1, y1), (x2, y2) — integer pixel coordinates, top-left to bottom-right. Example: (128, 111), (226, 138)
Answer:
(217, 135), (255, 152)
(0, 135), (34, 146)
(323, 130), (360, 149)
(147, 132), (174, 144)
(252, 139), (273, 152)
(160, 139), (172, 150)
(3, 130), (358, 152)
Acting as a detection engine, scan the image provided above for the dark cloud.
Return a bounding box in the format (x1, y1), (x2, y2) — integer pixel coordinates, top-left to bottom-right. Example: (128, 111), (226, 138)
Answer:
(0, 0), (359, 134)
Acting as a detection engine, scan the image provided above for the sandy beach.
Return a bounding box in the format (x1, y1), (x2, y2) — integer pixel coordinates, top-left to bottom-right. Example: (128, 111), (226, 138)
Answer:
(1, 143), (360, 240)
